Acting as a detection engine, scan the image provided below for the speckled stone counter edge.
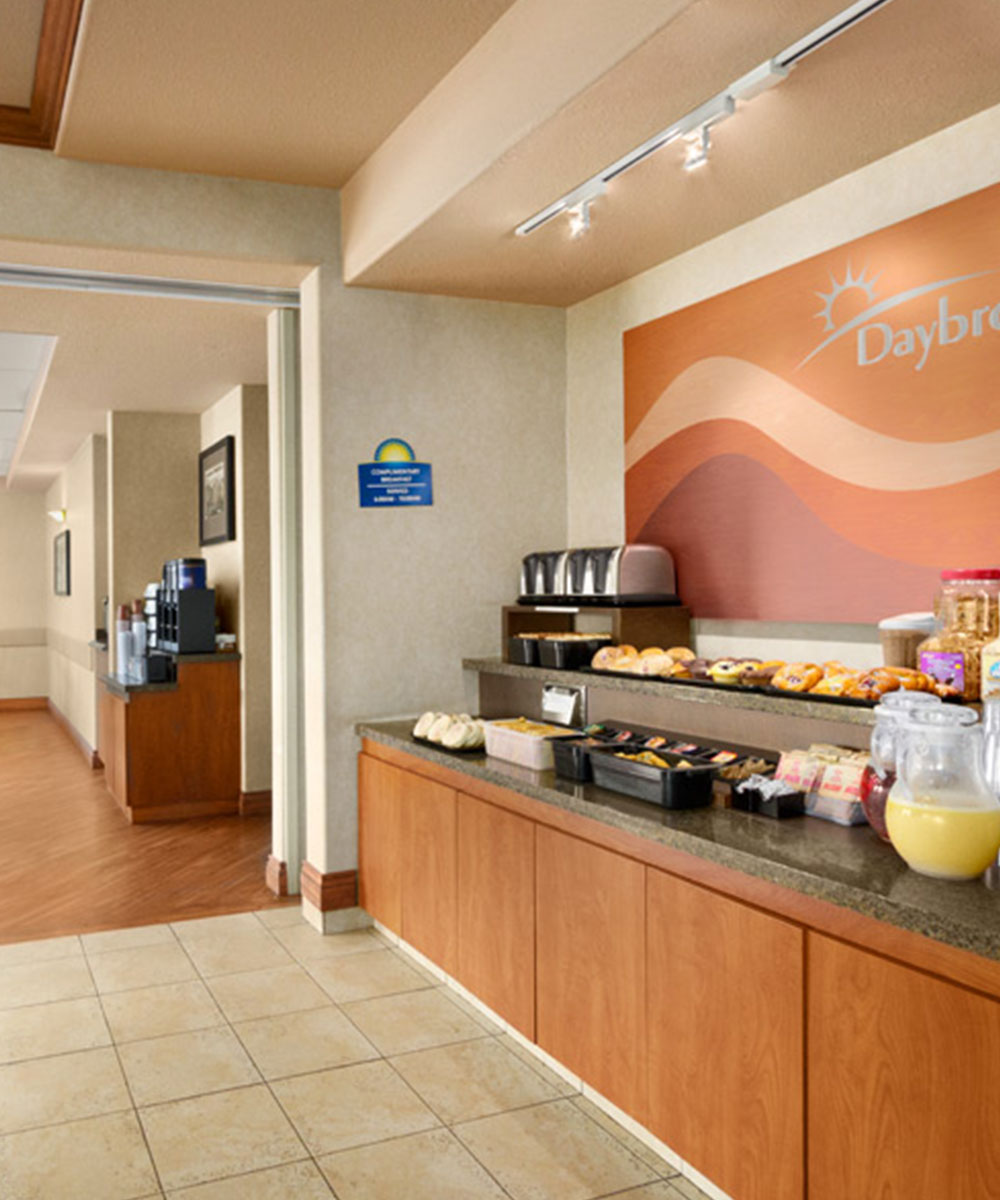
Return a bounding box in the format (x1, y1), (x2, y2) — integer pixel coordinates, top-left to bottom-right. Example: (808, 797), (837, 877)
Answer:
(357, 720), (1000, 963)
(463, 657), (879, 727)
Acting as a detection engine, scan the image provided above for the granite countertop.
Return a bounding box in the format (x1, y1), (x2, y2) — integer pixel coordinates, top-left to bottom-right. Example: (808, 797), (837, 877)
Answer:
(358, 718), (1000, 963)
(463, 658), (878, 727)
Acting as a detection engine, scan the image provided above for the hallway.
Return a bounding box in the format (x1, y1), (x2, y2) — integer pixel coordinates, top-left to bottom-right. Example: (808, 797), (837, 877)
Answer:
(0, 709), (290, 945)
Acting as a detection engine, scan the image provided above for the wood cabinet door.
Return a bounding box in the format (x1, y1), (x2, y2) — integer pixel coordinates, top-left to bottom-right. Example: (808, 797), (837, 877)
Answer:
(357, 754), (404, 934)
(456, 793), (535, 1038)
(535, 826), (646, 1120)
(808, 932), (1000, 1200)
(400, 768), (458, 975)
(647, 869), (804, 1200)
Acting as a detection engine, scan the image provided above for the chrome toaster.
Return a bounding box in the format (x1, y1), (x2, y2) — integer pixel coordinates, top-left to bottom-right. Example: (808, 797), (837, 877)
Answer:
(518, 545), (678, 606)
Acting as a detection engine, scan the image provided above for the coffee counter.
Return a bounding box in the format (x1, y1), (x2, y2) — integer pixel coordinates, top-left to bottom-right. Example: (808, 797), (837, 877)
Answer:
(358, 718), (1000, 962)
(98, 655), (240, 822)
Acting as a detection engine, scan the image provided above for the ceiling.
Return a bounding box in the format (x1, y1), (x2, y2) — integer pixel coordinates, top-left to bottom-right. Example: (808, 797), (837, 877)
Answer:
(1, 0), (1000, 486)
(0, 332), (55, 476)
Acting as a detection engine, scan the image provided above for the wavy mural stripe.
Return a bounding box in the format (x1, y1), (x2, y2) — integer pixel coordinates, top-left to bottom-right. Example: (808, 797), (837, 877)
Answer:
(624, 356), (1000, 486)
(625, 420), (1000, 567)
(632, 454), (942, 622)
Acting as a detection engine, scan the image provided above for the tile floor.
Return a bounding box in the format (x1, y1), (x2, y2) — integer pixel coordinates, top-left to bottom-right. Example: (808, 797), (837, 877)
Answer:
(0, 908), (710, 1200)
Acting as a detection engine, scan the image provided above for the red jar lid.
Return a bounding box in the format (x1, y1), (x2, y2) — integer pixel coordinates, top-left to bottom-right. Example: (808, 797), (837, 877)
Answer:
(940, 568), (1000, 581)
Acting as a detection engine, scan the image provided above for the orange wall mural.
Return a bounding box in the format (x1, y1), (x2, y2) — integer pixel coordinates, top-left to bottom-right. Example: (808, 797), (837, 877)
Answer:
(624, 181), (1000, 622)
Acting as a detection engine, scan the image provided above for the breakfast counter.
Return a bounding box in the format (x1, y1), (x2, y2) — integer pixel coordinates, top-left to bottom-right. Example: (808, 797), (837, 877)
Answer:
(358, 718), (1000, 962)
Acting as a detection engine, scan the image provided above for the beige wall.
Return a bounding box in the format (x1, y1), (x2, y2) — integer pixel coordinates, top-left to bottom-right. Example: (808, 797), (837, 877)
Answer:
(565, 100), (1000, 667)
(45, 435), (107, 746)
(301, 255), (566, 873)
(107, 411), (200, 672)
(0, 487), (47, 699)
(201, 385), (272, 794)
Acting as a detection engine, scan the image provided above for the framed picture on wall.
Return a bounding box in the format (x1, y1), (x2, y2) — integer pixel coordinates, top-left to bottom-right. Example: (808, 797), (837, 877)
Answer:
(54, 530), (70, 596)
(199, 436), (235, 545)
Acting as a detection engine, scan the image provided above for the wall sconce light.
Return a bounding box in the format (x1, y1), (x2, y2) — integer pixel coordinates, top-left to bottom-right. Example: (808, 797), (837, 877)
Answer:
(47, 507), (66, 522)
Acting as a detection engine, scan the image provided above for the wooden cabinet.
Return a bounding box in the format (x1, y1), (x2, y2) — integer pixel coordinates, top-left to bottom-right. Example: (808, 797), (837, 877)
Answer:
(808, 933), (1000, 1200)
(357, 754), (405, 934)
(400, 770), (458, 975)
(456, 793), (535, 1038)
(535, 825), (646, 1120)
(647, 869), (804, 1200)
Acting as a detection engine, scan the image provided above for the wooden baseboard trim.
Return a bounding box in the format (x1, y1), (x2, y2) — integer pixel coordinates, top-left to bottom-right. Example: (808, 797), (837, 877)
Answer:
(47, 699), (101, 768)
(0, 696), (47, 711)
(240, 789), (272, 816)
(266, 855), (288, 896)
(128, 798), (240, 823)
(300, 861), (358, 912)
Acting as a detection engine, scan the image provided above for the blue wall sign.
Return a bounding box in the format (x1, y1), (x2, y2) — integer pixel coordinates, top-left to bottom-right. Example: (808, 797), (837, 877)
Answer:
(358, 438), (433, 508)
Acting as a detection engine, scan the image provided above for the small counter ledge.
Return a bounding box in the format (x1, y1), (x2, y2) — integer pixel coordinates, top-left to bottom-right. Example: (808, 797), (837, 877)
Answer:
(358, 718), (1000, 965)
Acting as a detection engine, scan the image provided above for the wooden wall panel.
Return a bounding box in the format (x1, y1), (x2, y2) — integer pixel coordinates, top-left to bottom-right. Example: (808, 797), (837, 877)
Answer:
(357, 753), (404, 934)
(456, 793), (535, 1038)
(536, 825), (646, 1120)
(647, 868), (804, 1200)
(401, 770), (457, 975)
(808, 933), (1000, 1200)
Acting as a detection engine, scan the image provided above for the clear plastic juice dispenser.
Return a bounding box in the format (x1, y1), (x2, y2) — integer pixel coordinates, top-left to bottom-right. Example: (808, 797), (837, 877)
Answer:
(886, 707), (1000, 880)
(860, 691), (941, 841)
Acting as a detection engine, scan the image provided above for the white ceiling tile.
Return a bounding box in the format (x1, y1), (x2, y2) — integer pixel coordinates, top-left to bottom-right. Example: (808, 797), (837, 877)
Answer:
(0, 332), (56, 373)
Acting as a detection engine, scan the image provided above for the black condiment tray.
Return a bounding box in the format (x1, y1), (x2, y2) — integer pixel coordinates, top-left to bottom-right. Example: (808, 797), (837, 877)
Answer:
(589, 746), (714, 809)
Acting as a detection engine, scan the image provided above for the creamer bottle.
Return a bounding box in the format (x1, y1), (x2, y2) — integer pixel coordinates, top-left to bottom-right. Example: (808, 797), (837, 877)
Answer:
(886, 707), (1000, 881)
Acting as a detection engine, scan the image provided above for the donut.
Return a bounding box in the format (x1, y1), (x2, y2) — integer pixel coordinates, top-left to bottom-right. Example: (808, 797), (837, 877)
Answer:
(636, 652), (673, 676)
(667, 647), (696, 662)
(772, 662), (823, 692)
(823, 660), (849, 677)
(590, 645), (621, 670)
(810, 673), (855, 696)
(883, 666), (936, 692)
(614, 652), (640, 673)
(844, 672), (901, 701)
(639, 646), (665, 658)
(707, 659), (742, 685)
(741, 659), (784, 685)
(667, 659), (692, 678)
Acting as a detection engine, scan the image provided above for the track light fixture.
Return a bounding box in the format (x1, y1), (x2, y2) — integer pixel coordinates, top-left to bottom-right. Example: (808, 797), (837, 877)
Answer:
(513, 0), (895, 239)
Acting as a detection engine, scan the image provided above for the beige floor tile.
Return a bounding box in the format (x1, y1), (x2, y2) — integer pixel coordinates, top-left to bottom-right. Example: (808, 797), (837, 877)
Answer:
(0, 934), (82, 967)
(318, 1127), (507, 1200)
(307, 948), (433, 1003)
(233, 1005), (378, 1080)
(0, 1110), (159, 1200)
(272, 1059), (438, 1155)
(271, 924), (385, 962)
(662, 1179), (712, 1200)
(102, 979), (226, 1044)
(172, 913), (263, 942)
(139, 1085), (306, 1191)
(119, 1026), (260, 1106)
(166, 1159), (334, 1198)
(341, 987), (491, 1056)
(454, 1099), (658, 1200)
(496, 1035), (581, 1097)
(570, 1096), (676, 1177)
(438, 986), (505, 1034)
(610, 1185), (696, 1200)
(0, 956), (95, 1010)
(0, 1046), (131, 1135)
(0, 996), (110, 1064)
(390, 1036), (563, 1124)
(253, 906), (308, 929)
(89, 943), (197, 994)
(205, 964), (331, 1023)
(82, 923), (177, 955)
(182, 931), (293, 979)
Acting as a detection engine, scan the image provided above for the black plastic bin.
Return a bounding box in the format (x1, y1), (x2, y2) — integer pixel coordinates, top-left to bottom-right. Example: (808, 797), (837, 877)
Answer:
(507, 636), (540, 666)
(537, 636), (611, 671)
(589, 747), (714, 809)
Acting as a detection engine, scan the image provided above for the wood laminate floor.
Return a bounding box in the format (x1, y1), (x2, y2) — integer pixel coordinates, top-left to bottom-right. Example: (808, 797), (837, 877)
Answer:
(0, 710), (295, 945)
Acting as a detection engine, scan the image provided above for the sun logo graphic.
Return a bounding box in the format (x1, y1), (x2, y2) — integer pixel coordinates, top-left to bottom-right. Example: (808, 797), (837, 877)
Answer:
(798, 259), (999, 372)
(813, 262), (880, 332)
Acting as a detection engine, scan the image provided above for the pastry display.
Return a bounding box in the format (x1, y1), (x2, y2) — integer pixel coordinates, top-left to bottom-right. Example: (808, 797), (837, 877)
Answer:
(584, 640), (969, 705)
(413, 712), (486, 750)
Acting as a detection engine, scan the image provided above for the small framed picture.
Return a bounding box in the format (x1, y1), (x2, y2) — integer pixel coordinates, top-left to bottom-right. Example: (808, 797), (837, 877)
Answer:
(199, 436), (235, 545)
(54, 529), (70, 596)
